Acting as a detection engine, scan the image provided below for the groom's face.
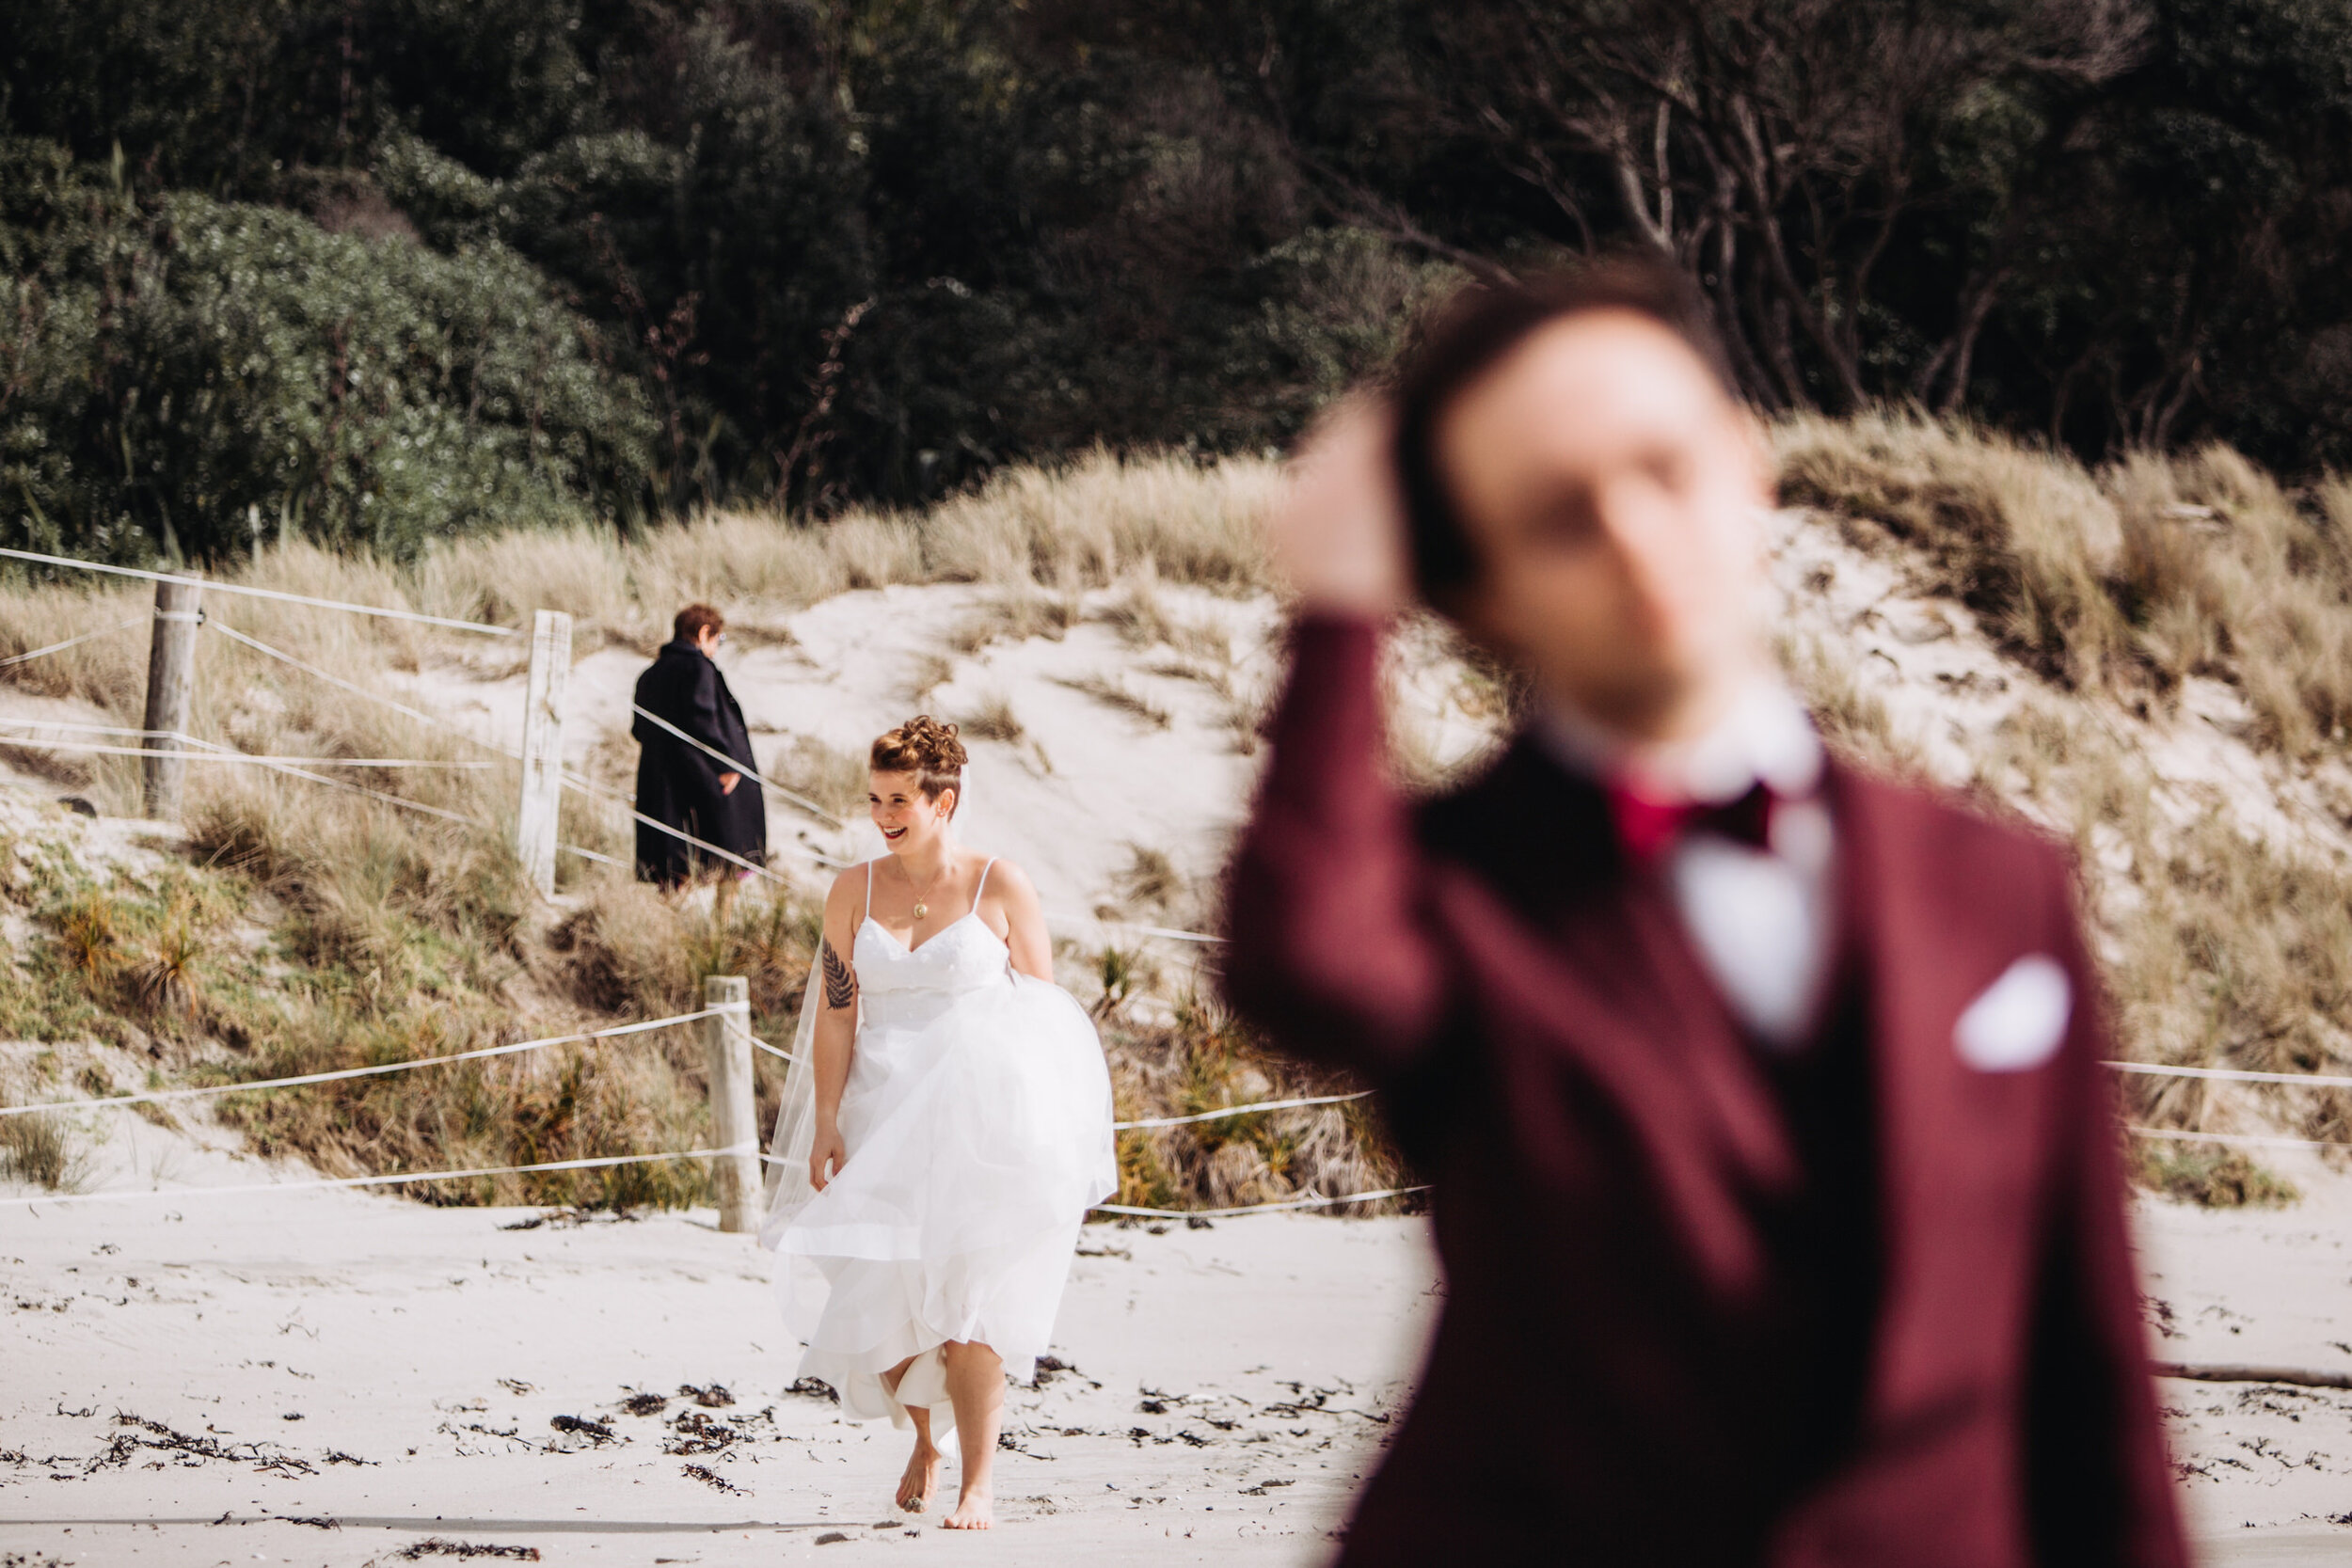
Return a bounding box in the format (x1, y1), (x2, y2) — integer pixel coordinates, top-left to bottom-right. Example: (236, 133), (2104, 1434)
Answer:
(1433, 310), (1770, 740)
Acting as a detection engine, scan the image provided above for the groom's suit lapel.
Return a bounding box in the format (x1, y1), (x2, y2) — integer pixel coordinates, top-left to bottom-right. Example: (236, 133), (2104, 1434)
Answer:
(1426, 737), (1804, 1305)
(1826, 766), (2059, 1439)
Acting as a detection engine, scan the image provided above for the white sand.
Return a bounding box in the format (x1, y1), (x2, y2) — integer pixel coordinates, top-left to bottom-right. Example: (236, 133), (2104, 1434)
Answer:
(3, 1168), (2348, 1564)
(0, 1178), (1433, 1566)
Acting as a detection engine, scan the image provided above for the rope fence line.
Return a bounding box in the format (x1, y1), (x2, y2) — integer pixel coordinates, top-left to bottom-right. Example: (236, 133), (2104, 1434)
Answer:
(558, 770), (841, 881)
(0, 719), (186, 739)
(2106, 1060), (2352, 1089)
(0, 546), (515, 636)
(207, 621), (521, 758)
(0, 1008), (723, 1119)
(0, 1146), (758, 1212)
(0, 616), (147, 669)
(211, 745), (487, 828)
(740, 1034), (1363, 1137)
(0, 735), (492, 767)
(1114, 1091), (1371, 1131)
(1050, 911), (1227, 947)
(2124, 1126), (2348, 1152)
(628, 703), (850, 831)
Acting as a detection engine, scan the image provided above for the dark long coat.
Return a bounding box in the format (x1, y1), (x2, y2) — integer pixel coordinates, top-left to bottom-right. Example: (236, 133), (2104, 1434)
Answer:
(631, 639), (766, 885)
(1223, 616), (2187, 1568)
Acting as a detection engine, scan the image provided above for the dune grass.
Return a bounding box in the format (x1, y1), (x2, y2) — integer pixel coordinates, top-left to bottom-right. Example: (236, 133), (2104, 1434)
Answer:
(8, 419), (2352, 1206)
(1778, 409), (2352, 1196)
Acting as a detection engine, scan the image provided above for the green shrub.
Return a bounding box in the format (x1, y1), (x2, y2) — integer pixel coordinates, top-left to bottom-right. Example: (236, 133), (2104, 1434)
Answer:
(0, 137), (655, 563)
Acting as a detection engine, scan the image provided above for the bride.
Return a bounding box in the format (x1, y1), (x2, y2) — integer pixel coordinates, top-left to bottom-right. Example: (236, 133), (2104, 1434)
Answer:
(759, 717), (1117, 1529)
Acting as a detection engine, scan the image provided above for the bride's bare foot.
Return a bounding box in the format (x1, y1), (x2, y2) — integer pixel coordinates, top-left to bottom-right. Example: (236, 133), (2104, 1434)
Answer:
(896, 1443), (940, 1513)
(941, 1484), (993, 1530)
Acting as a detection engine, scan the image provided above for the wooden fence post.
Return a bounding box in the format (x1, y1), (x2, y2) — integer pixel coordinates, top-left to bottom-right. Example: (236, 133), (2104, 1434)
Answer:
(141, 573), (203, 819)
(516, 609), (571, 896)
(701, 974), (761, 1233)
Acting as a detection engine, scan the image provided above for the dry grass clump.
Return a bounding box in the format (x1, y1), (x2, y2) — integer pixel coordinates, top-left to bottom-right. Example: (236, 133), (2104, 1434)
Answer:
(0, 1111), (82, 1191)
(1054, 673), (1171, 730)
(2131, 1143), (2298, 1208)
(765, 735), (868, 824)
(923, 449), (1279, 592)
(1112, 845), (1184, 914)
(1775, 407), (2131, 686)
(0, 579), (151, 712)
(949, 586), (1084, 653)
(959, 691), (1025, 743)
(1102, 991), (1406, 1215)
(1775, 409), (2352, 758)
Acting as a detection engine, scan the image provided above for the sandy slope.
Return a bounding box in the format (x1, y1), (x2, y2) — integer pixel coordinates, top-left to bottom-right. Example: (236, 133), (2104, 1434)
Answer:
(395, 581), (1295, 925)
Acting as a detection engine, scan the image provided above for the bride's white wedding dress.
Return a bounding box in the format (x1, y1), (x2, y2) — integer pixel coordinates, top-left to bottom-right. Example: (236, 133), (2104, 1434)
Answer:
(758, 859), (1117, 1438)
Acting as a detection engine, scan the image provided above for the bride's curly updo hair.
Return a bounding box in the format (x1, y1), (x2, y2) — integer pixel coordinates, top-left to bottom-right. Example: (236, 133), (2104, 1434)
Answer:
(871, 716), (968, 815)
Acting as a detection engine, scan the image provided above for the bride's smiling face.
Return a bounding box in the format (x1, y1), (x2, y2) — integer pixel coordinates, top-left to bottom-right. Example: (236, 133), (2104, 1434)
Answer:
(869, 770), (955, 854)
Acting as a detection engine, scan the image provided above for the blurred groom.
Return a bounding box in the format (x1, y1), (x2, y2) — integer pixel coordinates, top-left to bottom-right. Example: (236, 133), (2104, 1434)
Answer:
(1225, 260), (2186, 1565)
(632, 603), (766, 885)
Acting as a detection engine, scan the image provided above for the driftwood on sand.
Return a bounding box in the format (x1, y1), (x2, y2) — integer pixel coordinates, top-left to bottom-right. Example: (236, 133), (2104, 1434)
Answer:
(2153, 1361), (2352, 1390)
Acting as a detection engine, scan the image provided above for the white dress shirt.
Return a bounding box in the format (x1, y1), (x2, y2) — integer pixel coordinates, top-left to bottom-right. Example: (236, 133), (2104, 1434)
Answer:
(1538, 685), (1836, 1052)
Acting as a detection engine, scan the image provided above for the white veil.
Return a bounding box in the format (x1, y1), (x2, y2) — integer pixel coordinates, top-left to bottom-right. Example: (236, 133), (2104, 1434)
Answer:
(755, 760), (973, 1251)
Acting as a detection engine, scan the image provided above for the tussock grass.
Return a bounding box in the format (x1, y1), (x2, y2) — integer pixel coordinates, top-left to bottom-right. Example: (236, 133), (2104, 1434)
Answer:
(1775, 409), (2352, 756)
(959, 692), (1025, 743)
(1778, 414), (2352, 1196)
(2131, 1144), (2298, 1208)
(765, 735), (868, 824)
(1104, 993), (1405, 1215)
(1053, 673), (1172, 730)
(1112, 846), (1184, 913)
(1776, 408), (2132, 688)
(0, 1111), (80, 1190)
(401, 448), (1278, 648)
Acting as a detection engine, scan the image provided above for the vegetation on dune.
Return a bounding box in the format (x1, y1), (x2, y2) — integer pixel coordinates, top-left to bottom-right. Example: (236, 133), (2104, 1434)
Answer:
(8, 420), (2352, 1208)
(1776, 412), (2352, 1199)
(0, 449), (1379, 1212)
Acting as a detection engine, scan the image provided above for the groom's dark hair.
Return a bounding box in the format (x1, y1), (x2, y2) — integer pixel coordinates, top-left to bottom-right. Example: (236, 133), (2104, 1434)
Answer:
(1391, 253), (1741, 611)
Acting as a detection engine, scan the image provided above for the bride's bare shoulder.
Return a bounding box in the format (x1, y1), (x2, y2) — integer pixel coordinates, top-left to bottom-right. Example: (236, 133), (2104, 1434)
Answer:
(825, 861), (879, 909)
(971, 852), (1037, 901)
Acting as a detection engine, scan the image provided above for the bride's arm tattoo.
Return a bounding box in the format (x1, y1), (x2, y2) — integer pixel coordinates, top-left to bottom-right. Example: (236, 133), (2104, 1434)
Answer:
(819, 936), (856, 1010)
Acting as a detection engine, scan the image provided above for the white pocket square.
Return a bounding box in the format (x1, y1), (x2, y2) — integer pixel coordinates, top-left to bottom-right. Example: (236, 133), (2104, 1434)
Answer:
(1954, 955), (2072, 1072)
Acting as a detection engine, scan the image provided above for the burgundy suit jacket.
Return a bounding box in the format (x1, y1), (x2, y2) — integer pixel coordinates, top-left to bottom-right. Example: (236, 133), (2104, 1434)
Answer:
(1224, 619), (2187, 1568)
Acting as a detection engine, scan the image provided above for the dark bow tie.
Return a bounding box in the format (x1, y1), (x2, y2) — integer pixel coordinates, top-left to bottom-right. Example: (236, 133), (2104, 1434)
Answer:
(1606, 779), (1778, 862)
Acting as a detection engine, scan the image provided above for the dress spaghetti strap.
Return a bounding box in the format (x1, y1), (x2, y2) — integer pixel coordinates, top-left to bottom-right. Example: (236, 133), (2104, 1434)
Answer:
(972, 857), (997, 918)
(863, 859), (873, 926)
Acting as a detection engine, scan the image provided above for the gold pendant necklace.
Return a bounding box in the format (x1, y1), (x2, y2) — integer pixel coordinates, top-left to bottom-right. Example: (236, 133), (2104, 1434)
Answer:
(907, 853), (948, 922)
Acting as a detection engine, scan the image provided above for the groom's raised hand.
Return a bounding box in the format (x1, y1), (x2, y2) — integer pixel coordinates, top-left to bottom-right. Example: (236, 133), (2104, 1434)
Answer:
(1266, 397), (1411, 620)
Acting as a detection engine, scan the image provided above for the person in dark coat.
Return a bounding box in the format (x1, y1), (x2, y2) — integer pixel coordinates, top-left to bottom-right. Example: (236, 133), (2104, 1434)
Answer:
(632, 604), (766, 885)
(1223, 261), (2187, 1566)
